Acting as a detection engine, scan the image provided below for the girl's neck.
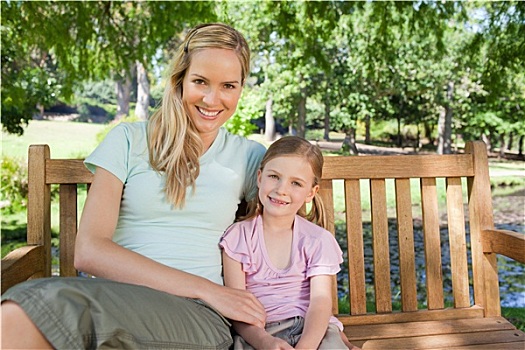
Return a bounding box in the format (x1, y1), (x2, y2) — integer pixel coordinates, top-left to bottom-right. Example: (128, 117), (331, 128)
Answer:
(260, 212), (295, 236)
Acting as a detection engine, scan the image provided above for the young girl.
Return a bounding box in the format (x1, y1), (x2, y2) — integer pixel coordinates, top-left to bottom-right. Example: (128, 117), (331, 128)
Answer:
(220, 136), (359, 349)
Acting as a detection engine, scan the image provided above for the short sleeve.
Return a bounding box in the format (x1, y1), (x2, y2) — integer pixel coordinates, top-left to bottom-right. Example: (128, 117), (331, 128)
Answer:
(219, 221), (257, 274)
(243, 142), (266, 201)
(84, 123), (132, 183)
(306, 231), (343, 278)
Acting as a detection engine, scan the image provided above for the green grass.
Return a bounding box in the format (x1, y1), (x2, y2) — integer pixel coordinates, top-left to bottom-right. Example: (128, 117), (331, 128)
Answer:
(1, 120), (106, 160)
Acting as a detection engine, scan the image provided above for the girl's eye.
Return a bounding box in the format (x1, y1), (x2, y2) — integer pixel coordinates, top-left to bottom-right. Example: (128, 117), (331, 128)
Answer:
(224, 84), (236, 89)
(292, 181), (303, 187)
(269, 174), (278, 179)
(193, 79), (205, 85)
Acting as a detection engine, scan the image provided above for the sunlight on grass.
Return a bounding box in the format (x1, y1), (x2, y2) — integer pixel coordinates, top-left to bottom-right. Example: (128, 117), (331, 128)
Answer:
(1, 120), (106, 160)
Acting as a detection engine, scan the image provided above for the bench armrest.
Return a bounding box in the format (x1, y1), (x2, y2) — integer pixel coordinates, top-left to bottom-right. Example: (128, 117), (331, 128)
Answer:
(1, 245), (46, 294)
(482, 229), (525, 264)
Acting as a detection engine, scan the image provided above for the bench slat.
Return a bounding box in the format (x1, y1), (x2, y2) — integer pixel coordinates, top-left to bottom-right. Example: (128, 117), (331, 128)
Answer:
(370, 179), (392, 313)
(446, 177), (470, 308)
(60, 184), (79, 277)
(351, 329), (524, 350)
(46, 159), (93, 184)
(395, 178), (418, 312)
(345, 179), (367, 315)
(322, 154), (474, 179)
(338, 306), (485, 326)
(344, 316), (518, 340)
(421, 177), (444, 310)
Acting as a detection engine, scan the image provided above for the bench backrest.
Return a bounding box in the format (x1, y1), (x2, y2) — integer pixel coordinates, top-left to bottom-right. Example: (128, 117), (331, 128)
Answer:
(28, 141), (500, 325)
(320, 141), (500, 325)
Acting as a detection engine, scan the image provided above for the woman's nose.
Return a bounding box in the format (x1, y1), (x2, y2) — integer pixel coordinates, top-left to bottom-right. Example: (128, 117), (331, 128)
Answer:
(202, 87), (219, 106)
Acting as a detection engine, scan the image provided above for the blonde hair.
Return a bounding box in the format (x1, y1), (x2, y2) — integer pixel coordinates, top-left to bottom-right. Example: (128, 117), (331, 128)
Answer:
(248, 136), (327, 229)
(147, 23), (250, 208)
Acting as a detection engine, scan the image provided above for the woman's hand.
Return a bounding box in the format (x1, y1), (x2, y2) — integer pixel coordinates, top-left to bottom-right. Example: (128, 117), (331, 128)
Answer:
(203, 283), (266, 328)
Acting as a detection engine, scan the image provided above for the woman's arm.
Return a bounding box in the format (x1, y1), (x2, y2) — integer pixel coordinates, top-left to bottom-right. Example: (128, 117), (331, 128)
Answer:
(74, 167), (265, 327)
(294, 274), (333, 350)
(222, 253), (290, 348)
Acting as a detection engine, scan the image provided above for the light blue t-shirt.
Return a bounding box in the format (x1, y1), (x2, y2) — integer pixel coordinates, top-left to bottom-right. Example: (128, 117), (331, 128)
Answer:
(85, 122), (266, 285)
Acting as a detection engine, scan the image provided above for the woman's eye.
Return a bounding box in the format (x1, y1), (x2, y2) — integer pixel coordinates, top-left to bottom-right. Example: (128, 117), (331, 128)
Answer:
(193, 79), (205, 85)
(269, 174), (278, 179)
(224, 84), (235, 89)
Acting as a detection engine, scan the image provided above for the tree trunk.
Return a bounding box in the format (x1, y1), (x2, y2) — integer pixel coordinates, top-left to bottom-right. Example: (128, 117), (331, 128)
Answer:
(135, 61), (150, 120)
(297, 85), (307, 138)
(424, 122), (434, 146)
(115, 65), (135, 121)
(437, 81), (454, 154)
(342, 128), (359, 155)
(508, 132), (514, 151)
(519, 135), (524, 156)
(396, 115), (402, 147)
(416, 124), (421, 152)
(481, 133), (492, 152)
(499, 132), (507, 159)
(264, 98), (276, 142)
(323, 98), (330, 141)
(365, 115), (371, 145)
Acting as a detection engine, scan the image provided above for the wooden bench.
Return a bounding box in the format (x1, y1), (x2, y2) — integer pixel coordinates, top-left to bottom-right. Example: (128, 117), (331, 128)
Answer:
(2, 141), (524, 349)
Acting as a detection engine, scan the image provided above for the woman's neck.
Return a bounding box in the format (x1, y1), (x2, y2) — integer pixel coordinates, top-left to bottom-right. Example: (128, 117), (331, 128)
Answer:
(199, 130), (219, 153)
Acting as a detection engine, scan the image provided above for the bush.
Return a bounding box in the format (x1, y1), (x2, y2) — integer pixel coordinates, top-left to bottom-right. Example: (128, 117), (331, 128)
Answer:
(0, 156), (28, 215)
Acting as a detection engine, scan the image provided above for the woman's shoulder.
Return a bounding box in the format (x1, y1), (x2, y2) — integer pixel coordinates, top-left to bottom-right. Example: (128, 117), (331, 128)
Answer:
(221, 128), (266, 154)
(115, 120), (147, 134)
(104, 121), (147, 140)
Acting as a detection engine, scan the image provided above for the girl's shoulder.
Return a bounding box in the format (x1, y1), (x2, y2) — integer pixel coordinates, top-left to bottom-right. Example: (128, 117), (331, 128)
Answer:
(224, 215), (259, 236)
(294, 215), (329, 237)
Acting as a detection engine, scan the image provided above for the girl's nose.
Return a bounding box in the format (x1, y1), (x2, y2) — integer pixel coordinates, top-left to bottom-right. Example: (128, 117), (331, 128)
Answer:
(275, 181), (288, 195)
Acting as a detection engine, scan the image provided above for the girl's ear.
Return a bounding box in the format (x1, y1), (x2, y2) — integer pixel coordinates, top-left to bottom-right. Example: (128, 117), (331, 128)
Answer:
(305, 184), (320, 203)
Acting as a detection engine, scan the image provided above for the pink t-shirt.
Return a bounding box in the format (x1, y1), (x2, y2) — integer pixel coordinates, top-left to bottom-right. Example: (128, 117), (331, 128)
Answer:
(220, 215), (344, 330)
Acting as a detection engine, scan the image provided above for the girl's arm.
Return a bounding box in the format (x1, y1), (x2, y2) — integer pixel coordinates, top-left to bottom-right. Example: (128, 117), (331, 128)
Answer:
(74, 167), (265, 328)
(223, 253), (291, 349)
(294, 274), (334, 350)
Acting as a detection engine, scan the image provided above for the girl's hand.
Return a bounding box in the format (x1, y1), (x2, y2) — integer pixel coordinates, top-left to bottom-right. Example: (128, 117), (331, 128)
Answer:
(203, 284), (266, 328)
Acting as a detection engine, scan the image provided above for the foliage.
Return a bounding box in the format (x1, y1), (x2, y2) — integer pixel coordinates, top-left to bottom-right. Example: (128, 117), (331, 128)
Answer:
(1, 1), (216, 134)
(0, 156), (28, 215)
(2, 0), (524, 152)
(225, 86), (260, 137)
(75, 80), (117, 105)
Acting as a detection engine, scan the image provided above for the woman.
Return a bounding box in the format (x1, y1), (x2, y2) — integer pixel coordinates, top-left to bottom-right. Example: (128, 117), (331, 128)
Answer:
(2, 23), (266, 349)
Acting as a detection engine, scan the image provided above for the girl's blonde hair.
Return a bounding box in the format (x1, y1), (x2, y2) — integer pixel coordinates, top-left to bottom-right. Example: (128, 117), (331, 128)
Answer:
(147, 23), (250, 208)
(248, 136), (327, 229)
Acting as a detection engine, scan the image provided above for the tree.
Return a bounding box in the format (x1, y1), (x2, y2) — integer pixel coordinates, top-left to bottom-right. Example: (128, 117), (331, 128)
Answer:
(1, 1), (216, 133)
